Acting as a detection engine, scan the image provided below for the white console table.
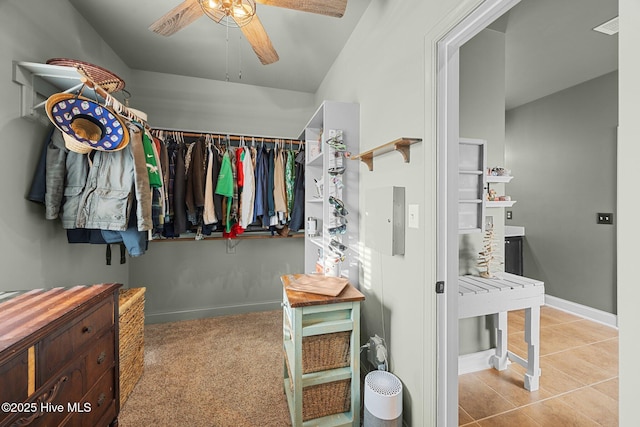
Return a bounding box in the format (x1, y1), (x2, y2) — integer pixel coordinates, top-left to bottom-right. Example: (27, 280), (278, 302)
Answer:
(458, 272), (545, 391)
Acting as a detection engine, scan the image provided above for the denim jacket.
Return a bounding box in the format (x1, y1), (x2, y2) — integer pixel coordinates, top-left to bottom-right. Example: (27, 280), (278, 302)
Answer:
(45, 130), (89, 226)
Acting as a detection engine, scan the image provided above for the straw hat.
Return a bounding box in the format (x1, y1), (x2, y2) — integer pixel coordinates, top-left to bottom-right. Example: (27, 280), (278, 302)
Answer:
(46, 58), (126, 93)
(62, 132), (93, 154)
(45, 93), (129, 152)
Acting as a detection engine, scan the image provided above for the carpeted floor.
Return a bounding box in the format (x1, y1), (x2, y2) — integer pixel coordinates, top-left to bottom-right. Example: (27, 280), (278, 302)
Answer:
(118, 310), (292, 427)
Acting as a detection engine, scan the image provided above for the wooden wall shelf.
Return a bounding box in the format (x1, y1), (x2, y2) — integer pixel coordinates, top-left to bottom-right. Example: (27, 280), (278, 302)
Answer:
(351, 137), (422, 171)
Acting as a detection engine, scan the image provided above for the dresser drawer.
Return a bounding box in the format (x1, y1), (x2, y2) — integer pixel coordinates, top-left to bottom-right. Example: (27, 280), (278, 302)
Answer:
(0, 350), (29, 425)
(84, 329), (115, 390)
(6, 358), (84, 427)
(39, 298), (114, 382)
(66, 368), (116, 427)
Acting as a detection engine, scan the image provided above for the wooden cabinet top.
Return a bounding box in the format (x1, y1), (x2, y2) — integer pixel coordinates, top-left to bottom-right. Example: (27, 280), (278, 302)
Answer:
(281, 274), (365, 308)
(0, 284), (121, 356)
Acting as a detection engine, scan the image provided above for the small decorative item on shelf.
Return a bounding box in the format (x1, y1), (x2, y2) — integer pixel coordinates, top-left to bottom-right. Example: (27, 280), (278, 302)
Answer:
(477, 223), (502, 278)
(307, 217), (319, 237)
(314, 177), (324, 199)
(488, 166), (511, 176)
(487, 189), (498, 201)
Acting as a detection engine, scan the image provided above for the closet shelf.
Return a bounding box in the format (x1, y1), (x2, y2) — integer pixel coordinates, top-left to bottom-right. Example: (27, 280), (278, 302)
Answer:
(351, 137), (422, 171)
(12, 61), (146, 125)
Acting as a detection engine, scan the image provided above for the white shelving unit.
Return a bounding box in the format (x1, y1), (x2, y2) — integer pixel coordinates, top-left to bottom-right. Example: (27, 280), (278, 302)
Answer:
(486, 174), (517, 207)
(459, 138), (487, 234)
(299, 101), (359, 286)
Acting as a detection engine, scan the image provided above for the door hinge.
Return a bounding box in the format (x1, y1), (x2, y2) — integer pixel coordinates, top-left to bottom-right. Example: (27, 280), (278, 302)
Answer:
(436, 281), (445, 294)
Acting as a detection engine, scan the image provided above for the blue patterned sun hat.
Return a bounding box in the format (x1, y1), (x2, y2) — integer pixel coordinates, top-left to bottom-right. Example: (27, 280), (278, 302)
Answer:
(46, 92), (129, 151)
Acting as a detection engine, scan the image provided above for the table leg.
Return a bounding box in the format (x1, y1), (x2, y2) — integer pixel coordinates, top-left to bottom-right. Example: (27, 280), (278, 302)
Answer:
(490, 312), (509, 371)
(524, 305), (541, 391)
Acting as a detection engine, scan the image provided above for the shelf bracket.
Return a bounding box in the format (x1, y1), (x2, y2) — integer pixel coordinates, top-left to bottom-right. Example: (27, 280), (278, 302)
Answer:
(351, 137), (422, 171)
(394, 140), (412, 163)
(359, 153), (374, 171)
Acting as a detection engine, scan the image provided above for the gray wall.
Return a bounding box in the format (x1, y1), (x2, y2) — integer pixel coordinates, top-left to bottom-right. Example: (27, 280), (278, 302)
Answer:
(0, 0), (313, 323)
(458, 29), (507, 355)
(129, 238), (304, 323)
(0, 0), (132, 290)
(506, 71), (618, 314)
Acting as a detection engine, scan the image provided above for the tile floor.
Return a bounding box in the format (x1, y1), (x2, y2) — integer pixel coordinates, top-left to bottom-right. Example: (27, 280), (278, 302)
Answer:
(459, 306), (618, 426)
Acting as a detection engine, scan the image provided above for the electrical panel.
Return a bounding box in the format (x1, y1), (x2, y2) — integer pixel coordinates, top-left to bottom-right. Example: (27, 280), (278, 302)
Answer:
(365, 186), (405, 256)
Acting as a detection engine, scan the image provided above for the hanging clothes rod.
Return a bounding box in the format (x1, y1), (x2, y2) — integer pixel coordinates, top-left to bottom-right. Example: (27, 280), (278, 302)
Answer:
(151, 128), (303, 146)
(79, 77), (149, 129)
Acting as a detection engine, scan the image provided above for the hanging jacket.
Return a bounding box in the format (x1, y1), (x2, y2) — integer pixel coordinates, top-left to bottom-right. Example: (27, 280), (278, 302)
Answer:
(203, 144), (217, 225)
(289, 150), (306, 232)
(239, 147), (255, 228)
(215, 150), (234, 233)
(273, 148), (288, 218)
(44, 129), (89, 227)
(186, 136), (207, 222)
(285, 149), (295, 220)
(173, 142), (187, 234)
(75, 124), (152, 231)
(253, 146), (268, 226)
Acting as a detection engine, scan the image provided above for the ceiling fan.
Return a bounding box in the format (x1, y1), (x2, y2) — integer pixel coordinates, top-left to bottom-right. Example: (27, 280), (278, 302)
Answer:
(149, 0), (347, 65)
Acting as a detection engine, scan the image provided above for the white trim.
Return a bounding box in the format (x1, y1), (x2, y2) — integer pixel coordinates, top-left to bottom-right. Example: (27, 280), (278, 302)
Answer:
(545, 295), (618, 328)
(435, 0), (521, 425)
(458, 349), (495, 374)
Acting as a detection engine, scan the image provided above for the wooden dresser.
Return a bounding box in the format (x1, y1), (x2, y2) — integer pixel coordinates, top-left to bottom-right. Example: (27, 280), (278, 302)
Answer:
(0, 284), (121, 427)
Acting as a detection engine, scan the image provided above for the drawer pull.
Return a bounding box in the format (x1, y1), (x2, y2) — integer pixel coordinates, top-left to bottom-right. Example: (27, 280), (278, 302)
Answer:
(13, 375), (68, 426)
(97, 351), (106, 364)
(82, 325), (93, 334)
(97, 393), (106, 407)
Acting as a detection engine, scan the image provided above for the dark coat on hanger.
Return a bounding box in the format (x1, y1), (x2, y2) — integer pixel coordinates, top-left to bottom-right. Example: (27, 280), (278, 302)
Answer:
(186, 136), (207, 218)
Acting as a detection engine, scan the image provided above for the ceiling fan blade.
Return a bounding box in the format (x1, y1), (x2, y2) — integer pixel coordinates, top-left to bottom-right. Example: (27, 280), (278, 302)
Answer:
(239, 15), (279, 65)
(149, 0), (205, 36)
(255, 0), (347, 18)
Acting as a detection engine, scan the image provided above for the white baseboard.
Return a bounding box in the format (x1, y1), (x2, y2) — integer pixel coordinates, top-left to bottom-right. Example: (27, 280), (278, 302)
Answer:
(144, 301), (282, 324)
(458, 349), (495, 375)
(545, 295), (618, 328)
(458, 294), (618, 375)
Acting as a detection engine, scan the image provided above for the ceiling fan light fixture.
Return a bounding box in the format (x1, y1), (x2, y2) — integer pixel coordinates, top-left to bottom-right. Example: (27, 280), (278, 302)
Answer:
(198, 0), (256, 27)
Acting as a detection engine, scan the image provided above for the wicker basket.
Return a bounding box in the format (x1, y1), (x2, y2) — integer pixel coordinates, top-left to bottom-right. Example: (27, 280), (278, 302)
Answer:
(285, 316), (351, 373)
(118, 287), (145, 405)
(285, 354), (351, 421)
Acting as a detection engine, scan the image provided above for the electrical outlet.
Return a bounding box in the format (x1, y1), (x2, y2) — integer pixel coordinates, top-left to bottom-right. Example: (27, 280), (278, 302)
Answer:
(485, 215), (493, 229)
(506, 210), (513, 220)
(597, 213), (613, 225)
(367, 335), (387, 368)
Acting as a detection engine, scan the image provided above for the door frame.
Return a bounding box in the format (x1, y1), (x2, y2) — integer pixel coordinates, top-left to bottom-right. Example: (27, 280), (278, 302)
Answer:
(435, 0), (521, 425)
